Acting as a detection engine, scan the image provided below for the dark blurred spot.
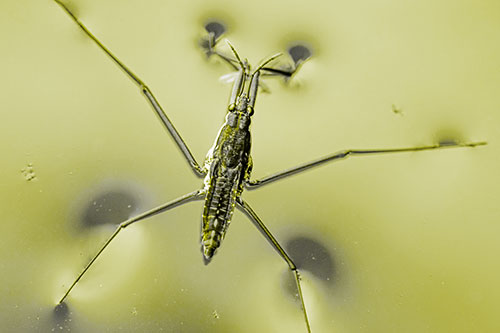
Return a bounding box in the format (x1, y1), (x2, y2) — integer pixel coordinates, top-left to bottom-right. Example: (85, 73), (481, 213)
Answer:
(438, 138), (458, 146)
(204, 21), (226, 40)
(200, 20), (226, 55)
(434, 128), (466, 147)
(52, 302), (72, 331)
(287, 44), (312, 66)
(53, 302), (69, 319)
(81, 190), (138, 228)
(281, 235), (336, 303)
(286, 236), (335, 285)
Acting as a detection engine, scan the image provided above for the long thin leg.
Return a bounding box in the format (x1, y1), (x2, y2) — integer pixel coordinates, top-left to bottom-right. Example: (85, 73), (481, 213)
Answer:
(53, 0), (205, 177)
(203, 33), (240, 71)
(260, 66), (299, 78)
(236, 198), (311, 333)
(58, 189), (205, 304)
(206, 44), (296, 79)
(246, 141), (486, 189)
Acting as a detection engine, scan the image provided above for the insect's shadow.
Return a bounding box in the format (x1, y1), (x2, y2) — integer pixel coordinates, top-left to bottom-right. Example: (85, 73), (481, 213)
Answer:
(286, 236), (335, 285)
(80, 189), (140, 228)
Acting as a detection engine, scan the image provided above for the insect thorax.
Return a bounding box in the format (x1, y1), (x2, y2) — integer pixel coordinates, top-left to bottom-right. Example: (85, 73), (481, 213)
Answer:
(201, 110), (253, 261)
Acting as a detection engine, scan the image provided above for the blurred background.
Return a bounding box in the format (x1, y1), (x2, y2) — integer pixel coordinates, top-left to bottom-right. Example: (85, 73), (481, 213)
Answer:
(1, 0), (499, 332)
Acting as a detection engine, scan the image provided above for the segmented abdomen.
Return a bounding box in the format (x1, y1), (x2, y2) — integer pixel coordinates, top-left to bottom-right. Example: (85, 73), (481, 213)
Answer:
(201, 166), (240, 261)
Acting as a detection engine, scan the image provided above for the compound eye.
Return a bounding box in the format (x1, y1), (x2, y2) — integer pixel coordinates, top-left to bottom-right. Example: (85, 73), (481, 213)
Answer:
(247, 106), (254, 116)
(228, 104), (236, 111)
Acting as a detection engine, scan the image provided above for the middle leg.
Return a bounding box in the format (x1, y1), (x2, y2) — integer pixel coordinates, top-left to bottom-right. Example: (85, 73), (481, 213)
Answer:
(53, 0), (205, 177)
(246, 141), (487, 189)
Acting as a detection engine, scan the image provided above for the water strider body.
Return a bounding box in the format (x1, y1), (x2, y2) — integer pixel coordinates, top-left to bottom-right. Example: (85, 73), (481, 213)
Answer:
(53, 1), (486, 332)
(201, 101), (252, 261)
(200, 48), (273, 262)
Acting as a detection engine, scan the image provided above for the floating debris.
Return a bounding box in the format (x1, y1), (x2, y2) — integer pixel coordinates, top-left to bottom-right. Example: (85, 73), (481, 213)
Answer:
(392, 104), (403, 116)
(212, 310), (219, 319)
(21, 163), (37, 181)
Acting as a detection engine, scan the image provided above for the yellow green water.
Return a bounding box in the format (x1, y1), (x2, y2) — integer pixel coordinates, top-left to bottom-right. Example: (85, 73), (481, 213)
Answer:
(1, 0), (499, 332)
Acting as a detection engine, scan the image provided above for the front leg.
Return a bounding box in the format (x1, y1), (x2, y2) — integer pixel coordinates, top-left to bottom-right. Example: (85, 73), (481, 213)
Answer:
(200, 27), (311, 80)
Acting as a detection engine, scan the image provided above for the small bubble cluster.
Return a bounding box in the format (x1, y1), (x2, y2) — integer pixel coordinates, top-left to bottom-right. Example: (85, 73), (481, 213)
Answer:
(21, 163), (37, 181)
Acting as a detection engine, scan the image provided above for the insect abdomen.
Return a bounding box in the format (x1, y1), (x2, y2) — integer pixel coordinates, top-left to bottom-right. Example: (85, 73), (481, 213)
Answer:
(201, 166), (240, 262)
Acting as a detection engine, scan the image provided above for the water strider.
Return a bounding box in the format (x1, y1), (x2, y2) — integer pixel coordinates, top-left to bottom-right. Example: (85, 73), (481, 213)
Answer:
(53, 1), (486, 331)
